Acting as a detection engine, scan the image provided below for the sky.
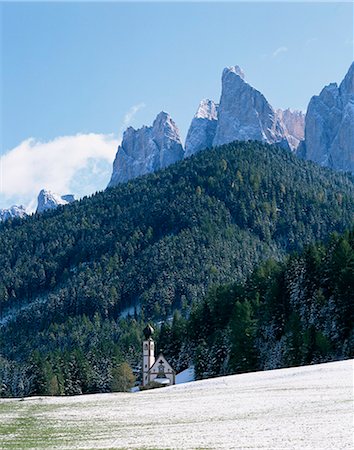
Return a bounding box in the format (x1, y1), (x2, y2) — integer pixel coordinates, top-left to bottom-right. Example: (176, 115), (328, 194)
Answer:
(1, 1), (353, 211)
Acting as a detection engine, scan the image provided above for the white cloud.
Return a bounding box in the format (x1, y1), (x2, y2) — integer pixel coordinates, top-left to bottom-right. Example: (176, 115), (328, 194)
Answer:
(0, 102), (148, 212)
(0, 133), (119, 212)
(272, 46), (288, 58)
(122, 102), (146, 129)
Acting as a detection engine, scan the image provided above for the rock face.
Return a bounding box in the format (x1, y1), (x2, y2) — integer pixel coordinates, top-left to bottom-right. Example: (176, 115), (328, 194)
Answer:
(36, 189), (75, 213)
(277, 109), (305, 150)
(0, 205), (27, 222)
(108, 112), (184, 186)
(107, 63), (353, 187)
(298, 62), (354, 172)
(185, 99), (218, 157)
(213, 66), (287, 148)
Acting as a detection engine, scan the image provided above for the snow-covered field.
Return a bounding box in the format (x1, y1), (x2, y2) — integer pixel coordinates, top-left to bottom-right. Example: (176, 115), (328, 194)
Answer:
(1, 359), (352, 449)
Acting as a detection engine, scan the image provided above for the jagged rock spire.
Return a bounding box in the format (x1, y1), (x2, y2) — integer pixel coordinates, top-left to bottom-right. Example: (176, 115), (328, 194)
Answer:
(213, 65), (287, 147)
(108, 111), (184, 187)
(185, 99), (218, 157)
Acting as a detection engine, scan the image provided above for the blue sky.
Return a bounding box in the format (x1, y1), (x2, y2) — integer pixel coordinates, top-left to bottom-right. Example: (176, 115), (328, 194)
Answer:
(1, 1), (353, 210)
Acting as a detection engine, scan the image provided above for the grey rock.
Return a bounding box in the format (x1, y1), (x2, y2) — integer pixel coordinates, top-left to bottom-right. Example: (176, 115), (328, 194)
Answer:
(213, 66), (287, 147)
(276, 108), (305, 151)
(185, 99), (218, 157)
(108, 112), (184, 186)
(299, 62), (354, 172)
(36, 189), (75, 213)
(0, 205), (27, 222)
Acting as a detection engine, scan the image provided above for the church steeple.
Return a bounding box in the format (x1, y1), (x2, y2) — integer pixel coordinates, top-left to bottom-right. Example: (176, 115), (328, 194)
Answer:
(142, 324), (155, 386)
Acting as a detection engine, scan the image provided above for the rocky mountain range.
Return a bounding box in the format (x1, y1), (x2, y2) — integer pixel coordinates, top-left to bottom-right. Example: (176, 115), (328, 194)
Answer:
(109, 65), (307, 186)
(0, 190), (76, 222)
(297, 62), (353, 173)
(1, 63), (352, 214)
(108, 63), (353, 186)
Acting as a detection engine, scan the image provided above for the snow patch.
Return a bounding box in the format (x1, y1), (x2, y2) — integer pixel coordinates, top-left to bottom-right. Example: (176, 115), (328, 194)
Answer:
(176, 365), (195, 384)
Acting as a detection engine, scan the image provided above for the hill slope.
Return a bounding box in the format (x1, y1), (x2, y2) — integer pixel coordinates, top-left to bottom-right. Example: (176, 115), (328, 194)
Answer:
(1, 359), (352, 449)
(0, 141), (353, 396)
(1, 142), (353, 319)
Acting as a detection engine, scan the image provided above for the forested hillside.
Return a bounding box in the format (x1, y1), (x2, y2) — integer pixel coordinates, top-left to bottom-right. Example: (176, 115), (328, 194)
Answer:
(0, 141), (353, 396)
(158, 230), (354, 378)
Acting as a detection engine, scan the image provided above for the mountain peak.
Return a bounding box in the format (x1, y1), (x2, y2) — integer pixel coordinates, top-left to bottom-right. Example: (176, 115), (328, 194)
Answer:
(223, 65), (245, 80)
(155, 110), (170, 120)
(152, 111), (182, 143)
(36, 189), (75, 213)
(214, 65), (286, 147)
(0, 205), (27, 222)
(194, 99), (218, 120)
(153, 111), (170, 125)
(108, 112), (184, 186)
(185, 100), (219, 157)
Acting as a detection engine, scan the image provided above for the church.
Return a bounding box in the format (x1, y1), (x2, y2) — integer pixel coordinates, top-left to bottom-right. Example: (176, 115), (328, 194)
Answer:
(142, 324), (176, 386)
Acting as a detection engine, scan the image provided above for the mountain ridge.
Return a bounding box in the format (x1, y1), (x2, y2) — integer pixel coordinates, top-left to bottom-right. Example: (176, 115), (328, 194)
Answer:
(109, 65), (304, 186)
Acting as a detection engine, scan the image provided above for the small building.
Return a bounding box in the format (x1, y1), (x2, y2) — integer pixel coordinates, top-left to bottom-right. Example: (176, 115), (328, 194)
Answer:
(142, 324), (176, 386)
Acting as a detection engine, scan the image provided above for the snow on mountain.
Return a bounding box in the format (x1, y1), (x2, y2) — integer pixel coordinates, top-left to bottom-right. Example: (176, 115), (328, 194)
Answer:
(0, 205), (27, 222)
(185, 99), (218, 157)
(108, 111), (184, 186)
(298, 62), (354, 173)
(1, 359), (352, 449)
(213, 65), (288, 148)
(36, 189), (75, 213)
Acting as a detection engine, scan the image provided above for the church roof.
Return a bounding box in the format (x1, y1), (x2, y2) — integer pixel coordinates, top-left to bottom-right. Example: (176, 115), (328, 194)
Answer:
(143, 323), (154, 339)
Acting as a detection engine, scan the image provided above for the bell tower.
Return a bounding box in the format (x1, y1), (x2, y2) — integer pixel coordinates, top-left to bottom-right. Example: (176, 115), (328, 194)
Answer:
(142, 324), (155, 386)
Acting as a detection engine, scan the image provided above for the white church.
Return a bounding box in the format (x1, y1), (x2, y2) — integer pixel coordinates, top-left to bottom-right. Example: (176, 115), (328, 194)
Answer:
(142, 324), (176, 386)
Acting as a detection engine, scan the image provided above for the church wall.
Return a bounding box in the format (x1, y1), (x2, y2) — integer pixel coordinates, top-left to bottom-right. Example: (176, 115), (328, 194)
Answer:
(149, 371), (175, 385)
(148, 353), (176, 385)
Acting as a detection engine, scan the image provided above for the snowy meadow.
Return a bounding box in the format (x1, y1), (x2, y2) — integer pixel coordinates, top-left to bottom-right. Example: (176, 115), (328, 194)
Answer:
(1, 359), (353, 449)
